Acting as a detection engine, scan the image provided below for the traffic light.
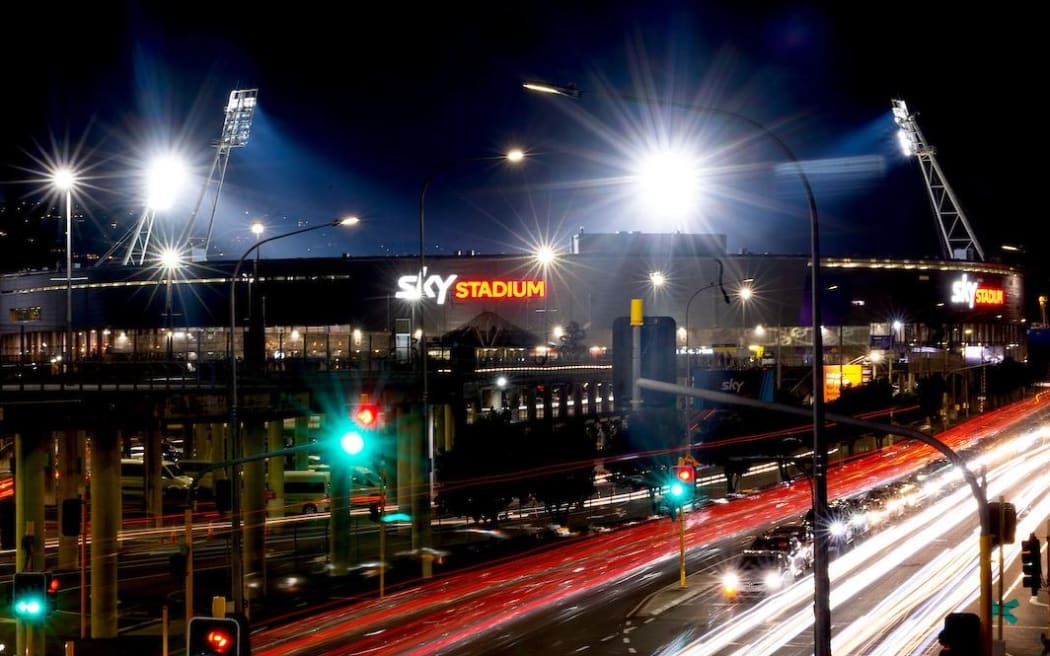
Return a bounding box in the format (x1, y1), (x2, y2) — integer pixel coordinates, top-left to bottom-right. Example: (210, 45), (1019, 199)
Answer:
(334, 397), (382, 457)
(669, 465), (695, 503)
(354, 403), (380, 428)
(937, 612), (980, 656)
(1022, 533), (1042, 596)
(989, 501), (1017, 546)
(12, 572), (50, 621)
(187, 616), (245, 656)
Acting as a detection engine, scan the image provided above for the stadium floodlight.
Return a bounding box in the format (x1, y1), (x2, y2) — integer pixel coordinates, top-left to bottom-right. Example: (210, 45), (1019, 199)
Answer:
(634, 146), (703, 221)
(891, 99), (921, 157)
(222, 89), (259, 149)
(147, 156), (186, 211)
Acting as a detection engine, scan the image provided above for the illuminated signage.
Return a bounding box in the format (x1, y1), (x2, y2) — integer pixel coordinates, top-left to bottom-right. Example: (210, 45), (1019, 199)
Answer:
(950, 273), (1004, 309)
(396, 269), (545, 305)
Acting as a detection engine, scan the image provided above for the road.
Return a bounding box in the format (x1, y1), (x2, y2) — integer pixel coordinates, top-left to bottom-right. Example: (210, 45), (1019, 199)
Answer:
(245, 395), (1050, 655)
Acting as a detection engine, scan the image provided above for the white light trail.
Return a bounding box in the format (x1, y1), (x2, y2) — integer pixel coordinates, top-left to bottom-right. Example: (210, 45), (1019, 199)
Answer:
(680, 426), (1050, 656)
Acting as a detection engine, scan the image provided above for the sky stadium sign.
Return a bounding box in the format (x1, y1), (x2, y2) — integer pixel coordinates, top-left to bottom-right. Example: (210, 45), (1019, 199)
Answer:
(395, 270), (546, 305)
(949, 273), (1004, 309)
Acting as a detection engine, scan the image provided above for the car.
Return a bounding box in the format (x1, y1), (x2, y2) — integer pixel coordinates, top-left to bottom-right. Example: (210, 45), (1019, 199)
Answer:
(748, 534), (810, 576)
(890, 480), (926, 510)
(722, 550), (796, 599)
(768, 523), (815, 566)
(803, 503), (856, 550)
(120, 458), (194, 502)
(177, 459), (217, 498)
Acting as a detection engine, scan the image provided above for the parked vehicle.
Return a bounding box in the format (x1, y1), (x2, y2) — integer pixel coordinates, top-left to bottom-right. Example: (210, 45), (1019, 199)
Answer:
(283, 470), (330, 514)
(282, 467), (386, 515)
(177, 459), (217, 498)
(120, 458), (194, 500)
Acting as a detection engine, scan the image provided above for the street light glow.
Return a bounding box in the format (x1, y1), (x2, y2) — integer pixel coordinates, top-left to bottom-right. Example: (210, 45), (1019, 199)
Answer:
(649, 271), (667, 288)
(159, 247), (183, 270)
(52, 168), (76, 191)
(635, 147), (702, 220)
(506, 148), (525, 163)
(535, 245), (557, 266)
(337, 215), (360, 226)
(251, 222), (265, 237)
(146, 156), (186, 210)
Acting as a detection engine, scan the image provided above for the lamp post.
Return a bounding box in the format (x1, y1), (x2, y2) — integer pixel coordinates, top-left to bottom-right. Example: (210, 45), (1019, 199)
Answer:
(159, 248), (184, 360)
(227, 215), (358, 611)
(738, 282), (754, 357)
(683, 259), (732, 371)
(416, 149), (524, 576)
(524, 80), (836, 656)
(52, 169), (76, 373)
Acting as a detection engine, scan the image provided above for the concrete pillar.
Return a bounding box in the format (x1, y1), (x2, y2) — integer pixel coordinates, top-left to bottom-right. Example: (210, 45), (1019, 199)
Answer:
(572, 384), (583, 418)
(329, 427), (351, 574)
(543, 384), (554, 428)
(15, 429), (48, 570)
(293, 416), (311, 471)
(57, 429), (84, 570)
(442, 404), (454, 453)
(266, 420), (286, 518)
(206, 422), (228, 490)
(192, 423), (211, 460)
(586, 381), (597, 417)
(526, 386), (538, 423)
(410, 403), (433, 578)
(146, 422), (163, 525)
(559, 385), (569, 418)
(91, 425), (121, 638)
(243, 419), (267, 599)
(396, 406), (413, 530)
(15, 431), (47, 656)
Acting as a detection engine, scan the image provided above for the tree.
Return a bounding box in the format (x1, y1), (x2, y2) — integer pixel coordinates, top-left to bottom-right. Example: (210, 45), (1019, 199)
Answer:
(522, 417), (597, 526)
(558, 321), (588, 360)
(435, 412), (523, 525)
(916, 373), (946, 424)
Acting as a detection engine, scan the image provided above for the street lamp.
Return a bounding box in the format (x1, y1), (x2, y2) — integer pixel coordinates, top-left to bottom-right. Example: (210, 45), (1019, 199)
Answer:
(159, 247), (184, 359)
(738, 282), (754, 354)
(648, 271), (667, 315)
(52, 168), (76, 373)
(534, 245), (559, 342)
(684, 258), (732, 359)
(227, 215), (359, 612)
(524, 80), (834, 656)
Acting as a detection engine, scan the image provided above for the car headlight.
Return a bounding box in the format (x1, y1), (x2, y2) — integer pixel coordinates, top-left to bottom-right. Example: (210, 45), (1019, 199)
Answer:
(722, 573), (738, 594)
(764, 572), (783, 589)
(829, 521), (847, 537)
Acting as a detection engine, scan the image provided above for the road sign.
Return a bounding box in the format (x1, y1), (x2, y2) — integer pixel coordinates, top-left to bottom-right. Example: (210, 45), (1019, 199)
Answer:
(991, 598), (1019, 625)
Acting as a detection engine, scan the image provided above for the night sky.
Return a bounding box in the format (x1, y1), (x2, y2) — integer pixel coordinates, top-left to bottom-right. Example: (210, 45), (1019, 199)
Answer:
(0, 2), (1041, 274)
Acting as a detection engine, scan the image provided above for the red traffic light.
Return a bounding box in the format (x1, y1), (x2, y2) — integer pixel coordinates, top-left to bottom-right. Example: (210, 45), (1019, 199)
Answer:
(206, 628), (234, 653)
(354, 404), (379, 428)
(187, 616), (243, 656)
(674, 465), (695, 484)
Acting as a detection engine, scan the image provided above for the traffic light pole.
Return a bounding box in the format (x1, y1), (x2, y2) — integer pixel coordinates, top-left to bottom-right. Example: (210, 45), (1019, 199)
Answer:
(634, 377), (993, 656)
(678, 508), (686, 589)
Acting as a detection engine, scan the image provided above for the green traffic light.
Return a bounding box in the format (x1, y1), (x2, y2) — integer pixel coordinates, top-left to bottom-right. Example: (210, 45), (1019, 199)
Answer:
(15, 598), (43, 617)
(670, 482), (684, 498)
(340, 430), (365, 455)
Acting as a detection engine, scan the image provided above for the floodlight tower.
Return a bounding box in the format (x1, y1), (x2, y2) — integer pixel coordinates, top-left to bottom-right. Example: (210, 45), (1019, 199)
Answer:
(180, 88), (259, 261)
(113, 156), (187, 265)
(891, 99), (985, 261)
